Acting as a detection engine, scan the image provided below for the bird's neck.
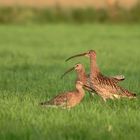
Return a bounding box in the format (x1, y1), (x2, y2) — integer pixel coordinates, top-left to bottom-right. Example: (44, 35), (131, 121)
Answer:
(90, 55), (100, 77)
(77, 69), (87, 83)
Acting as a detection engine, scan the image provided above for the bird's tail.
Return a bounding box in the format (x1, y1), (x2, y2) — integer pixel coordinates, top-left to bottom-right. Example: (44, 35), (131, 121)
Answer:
(39, 101), (50, 106)
(39, 101), (58, 108)
(127, 93), (137, 99)
(121, 88), (137, 99)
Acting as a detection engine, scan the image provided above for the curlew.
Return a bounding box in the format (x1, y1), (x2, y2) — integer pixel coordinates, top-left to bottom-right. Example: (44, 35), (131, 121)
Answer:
(61, 63), (125, 97)
(40, 81), (92, 109)
(65, 50), (136, 101)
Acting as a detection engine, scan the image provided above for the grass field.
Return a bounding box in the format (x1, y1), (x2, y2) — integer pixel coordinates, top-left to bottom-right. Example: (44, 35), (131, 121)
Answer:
(0, 24), (140, 140)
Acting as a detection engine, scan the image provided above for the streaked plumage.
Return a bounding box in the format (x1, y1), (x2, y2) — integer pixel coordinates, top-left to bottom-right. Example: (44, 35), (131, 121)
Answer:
(61, 63), (125, 97)
(66, 50), (136, 101)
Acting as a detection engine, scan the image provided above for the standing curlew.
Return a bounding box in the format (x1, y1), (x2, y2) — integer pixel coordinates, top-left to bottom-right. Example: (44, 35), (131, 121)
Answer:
(61, 63), (125, 97)
(65, 50), (136, 101)
(40, 81), (92, 109)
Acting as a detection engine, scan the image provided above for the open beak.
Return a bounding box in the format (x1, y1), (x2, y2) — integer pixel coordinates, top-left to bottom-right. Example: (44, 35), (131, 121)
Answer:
(65, 53), (87, 62)
(61, 67), (75, 79)
(83, 84), (94, 92)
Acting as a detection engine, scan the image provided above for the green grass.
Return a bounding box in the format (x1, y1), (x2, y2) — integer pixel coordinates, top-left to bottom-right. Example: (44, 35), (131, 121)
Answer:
(0, 24), (140, 140)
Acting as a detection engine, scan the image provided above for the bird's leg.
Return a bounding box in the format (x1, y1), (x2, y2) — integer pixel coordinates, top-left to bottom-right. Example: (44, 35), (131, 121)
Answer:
(88, 91), (94, 101)
(102, 97), (107, 102)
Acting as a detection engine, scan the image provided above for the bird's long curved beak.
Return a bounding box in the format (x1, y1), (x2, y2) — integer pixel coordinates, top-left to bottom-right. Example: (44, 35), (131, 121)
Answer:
(65, 53), (87, 62)
(61, 67), (75, 79)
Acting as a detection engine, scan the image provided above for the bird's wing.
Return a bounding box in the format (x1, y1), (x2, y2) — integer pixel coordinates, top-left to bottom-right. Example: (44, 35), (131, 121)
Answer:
(47, 92), (74, 107)
(111, 75), (125, 83)
(48, 93), (67, 105)
(92, 74), (122, 95)
(89, 72), (136, 99)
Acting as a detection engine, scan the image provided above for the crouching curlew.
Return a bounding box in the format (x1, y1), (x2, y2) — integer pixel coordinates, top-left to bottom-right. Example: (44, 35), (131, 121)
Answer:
(40, 81), (92, 109)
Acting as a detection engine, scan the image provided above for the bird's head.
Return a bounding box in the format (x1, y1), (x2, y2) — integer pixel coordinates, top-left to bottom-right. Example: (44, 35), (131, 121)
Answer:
(61, 63), (84, 79)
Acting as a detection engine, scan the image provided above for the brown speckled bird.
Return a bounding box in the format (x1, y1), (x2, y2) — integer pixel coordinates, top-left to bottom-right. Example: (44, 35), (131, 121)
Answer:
(40, 81), (92, 109)
(61, 63), (125, 97)
(66, 50), (136, 102)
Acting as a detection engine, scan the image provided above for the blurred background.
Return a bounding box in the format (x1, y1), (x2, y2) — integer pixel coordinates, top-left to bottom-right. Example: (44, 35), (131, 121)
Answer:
(0, 0), (140, 24)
